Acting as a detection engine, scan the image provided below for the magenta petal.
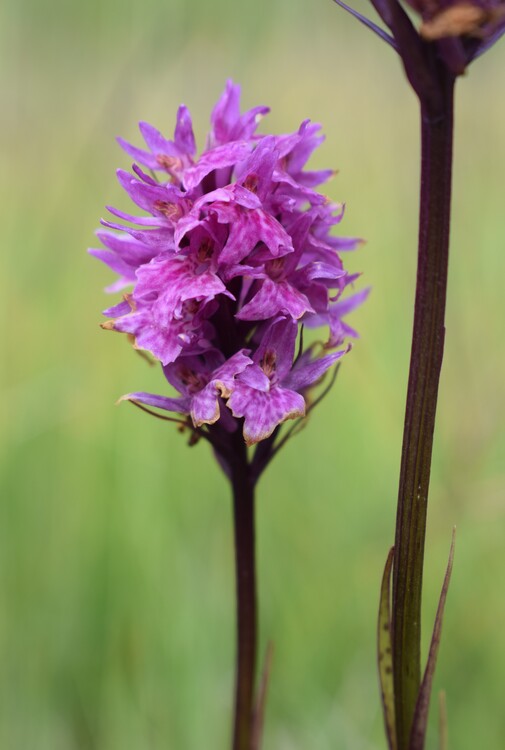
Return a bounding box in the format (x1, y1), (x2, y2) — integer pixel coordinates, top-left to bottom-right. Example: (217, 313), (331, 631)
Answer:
(228, 383), (305, 445)
(194, 184), (262, 211)
(330, 286), (371, 317)
(234, 105), (270, 140)
(190, 350), (252, 426)
(191, 386), (221, 425)
(100, 224), (175, 251)
(283, 348), (348, 392)
(116, 137), (160, 170)
(212, 349), (253, 384)
(235, 136), (278, 201)
(210, 79), (269, 145)
(119, 391), (190, 414)
(325, 236), (363, 252)
(106, 206), (166, 227)
(95, 231), (155, 266)
(255, 317), (298, 381)
(174, 105), (197, 156)
(173, 213), (204, 247)
(237, 278), (314, 321)
(104, 278), (132, 294)
(113, 308), (185, 365)
(237, 364), (270, 392)
(220, 209), (293, 264)
(287, 121), (324, 171)
(210, 80), (241, 144)
(322, 318), (358, 347)
(134, 254), (226, 311)
(305, 287), (370, 345)
(137, 122), (176, 158)
(116, 170), (182, 214)
(297, 169), (335, 187)
(297, 261), (346, 283)
(103, 299), (132, 318)
(182, 141), (252, 191)
(132, 164), (159, 185)
(88, 248), (136, 281)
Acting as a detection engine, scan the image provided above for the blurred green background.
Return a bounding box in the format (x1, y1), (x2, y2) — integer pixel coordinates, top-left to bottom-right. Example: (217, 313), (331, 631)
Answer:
(1, 0), (504, 747)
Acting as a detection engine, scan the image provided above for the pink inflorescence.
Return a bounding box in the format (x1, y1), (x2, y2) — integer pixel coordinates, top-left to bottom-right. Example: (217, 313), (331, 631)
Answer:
(90, 80), (367, 447)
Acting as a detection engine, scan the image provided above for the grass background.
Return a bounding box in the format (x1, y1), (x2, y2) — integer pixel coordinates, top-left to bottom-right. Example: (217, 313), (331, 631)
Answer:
(1, 0), (504, 747)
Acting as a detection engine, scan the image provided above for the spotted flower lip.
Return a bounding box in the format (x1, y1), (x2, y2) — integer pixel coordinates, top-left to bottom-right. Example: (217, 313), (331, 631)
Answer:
(91, 80), (367, 445)
(227, 318), (347, 445)
(121, 349), (253, 429)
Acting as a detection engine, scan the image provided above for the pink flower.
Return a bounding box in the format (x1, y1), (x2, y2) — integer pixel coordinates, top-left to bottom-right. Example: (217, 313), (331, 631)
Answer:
(91, 81), (367, 450)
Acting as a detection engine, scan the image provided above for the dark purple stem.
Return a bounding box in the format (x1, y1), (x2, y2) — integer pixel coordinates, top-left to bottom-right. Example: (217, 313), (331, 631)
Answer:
(230, 433), (257, 750)
(392, 73), (455, 748)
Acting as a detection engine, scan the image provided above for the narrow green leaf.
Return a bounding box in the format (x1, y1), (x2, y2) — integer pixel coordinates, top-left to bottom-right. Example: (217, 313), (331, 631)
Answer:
(251, 641), (274, 750)
(409, 528), (456, 750)
(378, 546), (397, 750)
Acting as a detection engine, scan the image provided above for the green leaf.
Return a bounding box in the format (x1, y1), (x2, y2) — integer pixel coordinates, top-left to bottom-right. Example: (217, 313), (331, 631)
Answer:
(409, 528), (456, 750)
(378, 547), (397, 750)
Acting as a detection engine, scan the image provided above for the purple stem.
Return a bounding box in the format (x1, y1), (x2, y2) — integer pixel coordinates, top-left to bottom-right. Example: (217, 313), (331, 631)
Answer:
(230, 432), (257, 750)
(392, 72), (455, 748)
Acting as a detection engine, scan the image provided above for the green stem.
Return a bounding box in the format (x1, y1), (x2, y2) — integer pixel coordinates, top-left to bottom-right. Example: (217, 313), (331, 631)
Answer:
(392, 73), (455, 749)
(231, 436), (257, 750)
